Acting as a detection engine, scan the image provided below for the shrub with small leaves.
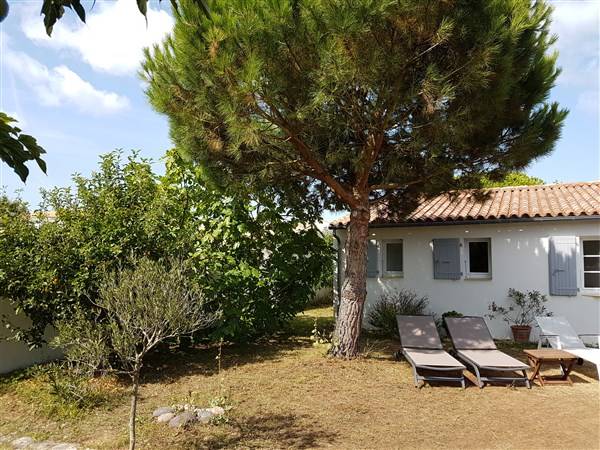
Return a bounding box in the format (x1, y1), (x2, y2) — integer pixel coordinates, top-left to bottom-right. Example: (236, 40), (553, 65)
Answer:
(487, 288), (552, 326)
(0, 150), (332, 347)
(367, 290), (429, 338)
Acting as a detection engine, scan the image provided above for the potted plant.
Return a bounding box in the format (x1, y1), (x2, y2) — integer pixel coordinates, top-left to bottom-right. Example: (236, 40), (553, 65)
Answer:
(487, 289), (552, 343)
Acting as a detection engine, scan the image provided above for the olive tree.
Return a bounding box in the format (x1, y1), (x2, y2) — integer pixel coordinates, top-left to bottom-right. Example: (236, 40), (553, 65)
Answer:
(54, 257), (217, 450)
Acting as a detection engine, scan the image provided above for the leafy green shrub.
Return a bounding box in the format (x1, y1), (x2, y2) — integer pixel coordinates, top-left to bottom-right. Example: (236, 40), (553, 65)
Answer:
(0, 152), (168, 346)
(367, 290), (429, 338)
(487, 288), (552, 326)
(0, 150), (333, 346)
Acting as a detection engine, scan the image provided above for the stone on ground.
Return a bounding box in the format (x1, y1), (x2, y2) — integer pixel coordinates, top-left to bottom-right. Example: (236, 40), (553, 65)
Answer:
(168, 411), (196, 428)
(152, 406), (174, 417)
(11, 437), (35, 448)
(207, 406), (225, 416)
(1, 435), (79, 449)
(195, 409), (215, 424)
(157, 412), (175, 423)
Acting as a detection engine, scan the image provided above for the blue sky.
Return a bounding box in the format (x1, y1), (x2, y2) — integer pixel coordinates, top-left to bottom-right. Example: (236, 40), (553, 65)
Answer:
(1, 0), (599, 217)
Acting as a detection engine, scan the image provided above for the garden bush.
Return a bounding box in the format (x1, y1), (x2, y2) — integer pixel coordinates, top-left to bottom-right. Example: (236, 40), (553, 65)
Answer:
(0, 152), (169, 345)
(367, 290), (430, 338)
(0, 150), (333, 346)
(487, 288), (552, 326)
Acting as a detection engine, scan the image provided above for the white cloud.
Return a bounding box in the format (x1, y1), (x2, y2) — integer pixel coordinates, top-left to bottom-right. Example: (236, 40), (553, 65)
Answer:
(550, 1), (599, 90)
(576, 90), (599, 115)
(21, 0), (174, 76)
(3, 48), (129, 114)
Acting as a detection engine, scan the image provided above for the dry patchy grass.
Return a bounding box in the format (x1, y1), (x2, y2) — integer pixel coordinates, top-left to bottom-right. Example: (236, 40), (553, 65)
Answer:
(1, 306), (599, 449)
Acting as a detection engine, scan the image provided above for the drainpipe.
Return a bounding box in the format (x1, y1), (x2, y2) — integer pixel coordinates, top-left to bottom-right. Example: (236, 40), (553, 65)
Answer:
(332, 228), (342, 320)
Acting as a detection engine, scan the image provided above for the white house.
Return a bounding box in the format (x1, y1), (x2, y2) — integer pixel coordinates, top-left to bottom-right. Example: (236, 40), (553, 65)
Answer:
(330, 182), (600, 340)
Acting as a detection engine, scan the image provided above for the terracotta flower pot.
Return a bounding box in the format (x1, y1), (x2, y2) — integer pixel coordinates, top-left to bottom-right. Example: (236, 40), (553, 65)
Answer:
(511, 325), (531, 343)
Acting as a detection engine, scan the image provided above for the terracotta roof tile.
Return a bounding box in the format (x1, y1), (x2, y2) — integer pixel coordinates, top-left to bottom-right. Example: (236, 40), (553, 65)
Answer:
(330, 181), (600, 228)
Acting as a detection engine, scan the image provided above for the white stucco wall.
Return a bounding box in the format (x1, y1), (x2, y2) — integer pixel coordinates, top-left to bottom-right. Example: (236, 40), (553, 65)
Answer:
(333, 219), (600, 340)
(0, 299), (62, 374)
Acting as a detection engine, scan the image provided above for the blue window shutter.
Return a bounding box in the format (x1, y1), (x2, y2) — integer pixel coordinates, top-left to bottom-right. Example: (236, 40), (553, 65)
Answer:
(367, 239), (379, 278)
(549, 236), (578, 296)
(433, 239), (461, 280)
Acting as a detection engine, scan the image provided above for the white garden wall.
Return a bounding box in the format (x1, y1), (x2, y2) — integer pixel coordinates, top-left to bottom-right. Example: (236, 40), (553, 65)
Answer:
(0, 299), (62, 374)
(333, 219), (600, 341)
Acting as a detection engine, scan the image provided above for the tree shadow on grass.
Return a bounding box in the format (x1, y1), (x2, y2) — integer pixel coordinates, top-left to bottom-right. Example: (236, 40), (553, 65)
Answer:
(280, 313), (335, 339)
(141, 310), (336, 385)
(189, 413), (339, 449)
(141, 337), (314, 385)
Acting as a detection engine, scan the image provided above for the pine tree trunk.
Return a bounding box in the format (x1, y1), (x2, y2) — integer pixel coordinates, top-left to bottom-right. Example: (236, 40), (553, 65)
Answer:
(331, 199), (370, 358)
(129, 367), (140, 450)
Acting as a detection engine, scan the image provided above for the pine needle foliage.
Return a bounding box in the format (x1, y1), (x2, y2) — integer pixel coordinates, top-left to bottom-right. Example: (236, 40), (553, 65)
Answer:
(143, 0), (567, 211)
(143, 0), (567, 356)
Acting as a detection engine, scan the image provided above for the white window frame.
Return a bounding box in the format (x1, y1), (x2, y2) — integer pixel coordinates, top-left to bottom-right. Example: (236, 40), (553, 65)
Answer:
(381, 239), (404, 278)
(580, 236), (600, 295)
(464, 238), (492, 279)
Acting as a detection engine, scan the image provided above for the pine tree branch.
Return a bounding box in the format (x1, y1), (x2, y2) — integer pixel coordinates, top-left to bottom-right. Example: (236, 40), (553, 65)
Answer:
(356, 132), (384, 191)
(252, 95), (358, 207)
(369, 182), (404, 191)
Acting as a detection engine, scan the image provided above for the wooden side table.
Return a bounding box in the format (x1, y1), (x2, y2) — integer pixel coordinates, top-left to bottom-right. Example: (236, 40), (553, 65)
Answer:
(524, 349), (578, 386)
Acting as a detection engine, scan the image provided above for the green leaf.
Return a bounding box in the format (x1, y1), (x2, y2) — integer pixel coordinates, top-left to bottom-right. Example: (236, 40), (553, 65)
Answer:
(0, 112), (47, 181)
(136, 0), (148, 17)
(71, 0), (86, 23)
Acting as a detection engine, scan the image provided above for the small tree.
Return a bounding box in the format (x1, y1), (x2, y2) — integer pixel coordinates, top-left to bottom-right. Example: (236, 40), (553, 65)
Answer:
(54, 257), (217, 450)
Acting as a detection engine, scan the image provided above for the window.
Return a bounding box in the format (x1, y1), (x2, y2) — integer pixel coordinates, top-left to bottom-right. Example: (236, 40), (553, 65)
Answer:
(582, 239), (600, 289)
(382, 239), (403, 277)
(465, 238), (491, 278)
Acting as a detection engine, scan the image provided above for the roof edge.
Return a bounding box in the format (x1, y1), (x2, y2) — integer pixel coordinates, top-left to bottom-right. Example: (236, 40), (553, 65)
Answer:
(329, 214), (600, 230)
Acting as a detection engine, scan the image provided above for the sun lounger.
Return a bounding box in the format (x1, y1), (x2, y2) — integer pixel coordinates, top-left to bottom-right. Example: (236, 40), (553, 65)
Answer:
(445, 316), (530, 388)
(535, 316), (600, 378)
(396, 315), (466, 388)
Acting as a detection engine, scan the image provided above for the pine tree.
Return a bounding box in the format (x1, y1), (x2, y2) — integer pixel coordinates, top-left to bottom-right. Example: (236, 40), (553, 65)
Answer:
(143, 0), (567, 357)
